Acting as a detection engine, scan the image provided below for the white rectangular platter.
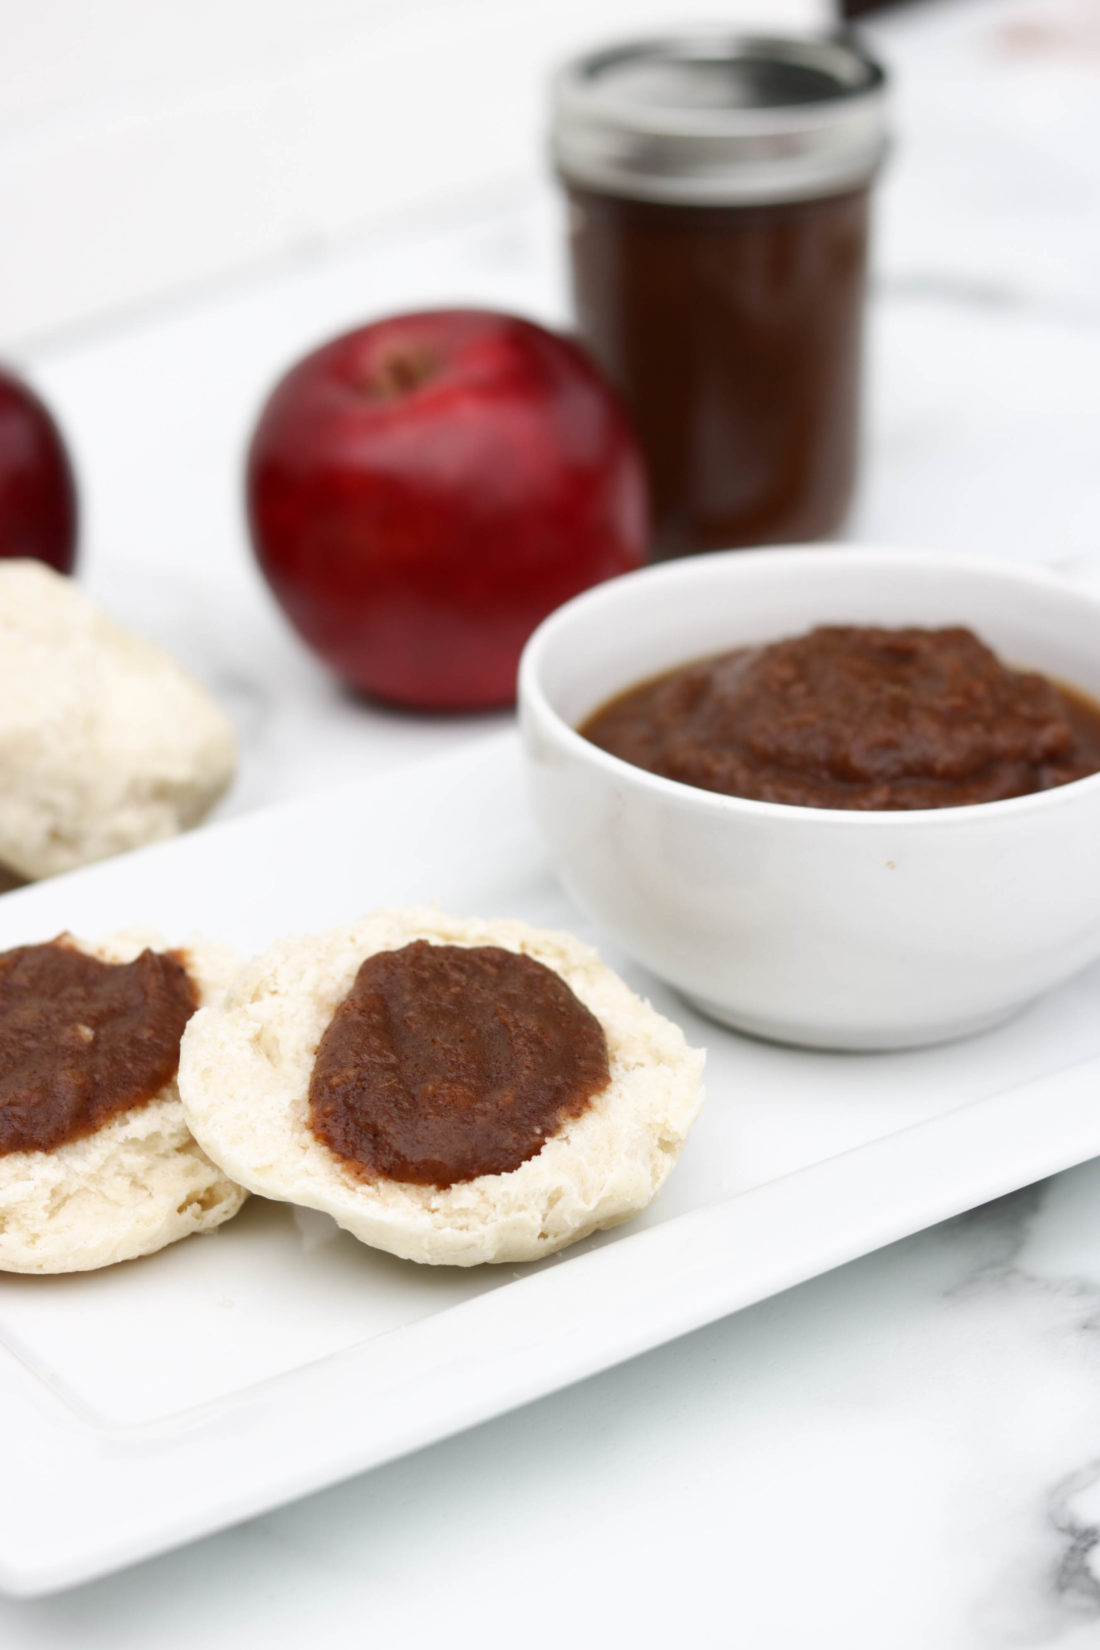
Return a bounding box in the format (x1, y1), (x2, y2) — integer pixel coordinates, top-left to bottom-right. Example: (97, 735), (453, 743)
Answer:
(2, 729), (1100, 1597)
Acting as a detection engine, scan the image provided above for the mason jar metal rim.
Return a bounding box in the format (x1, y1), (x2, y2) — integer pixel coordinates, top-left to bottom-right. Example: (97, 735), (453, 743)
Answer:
(551, 31), (890, 207)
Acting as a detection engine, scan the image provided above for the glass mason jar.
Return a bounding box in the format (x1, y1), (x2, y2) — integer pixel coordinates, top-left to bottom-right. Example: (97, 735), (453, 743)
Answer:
(552, 34), (889, 559)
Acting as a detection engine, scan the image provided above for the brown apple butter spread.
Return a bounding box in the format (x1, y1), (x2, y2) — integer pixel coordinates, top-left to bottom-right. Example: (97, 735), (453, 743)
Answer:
(581, 627), (1100, 810)
(308, 941), (611, 1188)
(0, 940), (198, 1157)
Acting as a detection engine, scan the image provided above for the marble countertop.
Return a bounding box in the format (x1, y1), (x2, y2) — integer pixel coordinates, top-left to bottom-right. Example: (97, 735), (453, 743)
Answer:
(4, 0), (1100, 1643)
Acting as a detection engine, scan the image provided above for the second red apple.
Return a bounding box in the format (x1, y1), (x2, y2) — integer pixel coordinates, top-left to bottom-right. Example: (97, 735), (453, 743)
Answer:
(246, 310), (649, 710)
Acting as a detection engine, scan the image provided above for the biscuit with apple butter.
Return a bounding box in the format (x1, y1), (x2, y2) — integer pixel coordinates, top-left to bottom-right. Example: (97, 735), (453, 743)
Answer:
(178, 908), (704, 1266)
(0, 929), (246, 1273)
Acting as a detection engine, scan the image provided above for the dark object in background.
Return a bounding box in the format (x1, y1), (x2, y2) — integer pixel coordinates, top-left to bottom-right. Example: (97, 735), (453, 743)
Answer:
(552, 34), (889, 558)
(0, 367), (78, 573)
(842, 1), (915, 16)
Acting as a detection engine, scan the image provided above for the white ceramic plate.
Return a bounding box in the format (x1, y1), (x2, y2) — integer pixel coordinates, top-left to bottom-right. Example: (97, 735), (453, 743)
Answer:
(2, 730), (1099, 1597)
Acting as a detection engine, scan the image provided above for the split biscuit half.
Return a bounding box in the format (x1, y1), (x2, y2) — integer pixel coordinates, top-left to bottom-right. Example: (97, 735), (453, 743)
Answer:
(0, 930), (246, 1274)
(179, 907), (705, 1266)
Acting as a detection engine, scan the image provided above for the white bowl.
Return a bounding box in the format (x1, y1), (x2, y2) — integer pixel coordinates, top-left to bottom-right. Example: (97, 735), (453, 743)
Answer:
(518, 547), (1100, 1050)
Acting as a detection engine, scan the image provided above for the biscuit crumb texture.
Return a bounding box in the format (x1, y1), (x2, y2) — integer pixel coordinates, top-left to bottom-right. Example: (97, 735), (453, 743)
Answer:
(0, 560), (237, 879)
(0, 930), (247, 1273)
(180, 908), (706, 1266)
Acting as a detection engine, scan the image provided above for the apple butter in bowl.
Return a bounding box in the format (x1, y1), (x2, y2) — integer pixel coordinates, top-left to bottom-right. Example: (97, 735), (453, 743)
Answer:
(518, 546), (1100, 1050)
(580, 626), (1100, 811)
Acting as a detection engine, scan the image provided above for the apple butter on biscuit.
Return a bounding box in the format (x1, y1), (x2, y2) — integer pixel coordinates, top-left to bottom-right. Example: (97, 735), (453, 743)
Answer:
(309, 940), (611, 1188)
(0, 940), (197, 1157)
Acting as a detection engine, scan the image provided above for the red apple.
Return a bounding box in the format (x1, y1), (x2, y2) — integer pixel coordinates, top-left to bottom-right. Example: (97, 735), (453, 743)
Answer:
(246, 310), (649, 710)
(0, 366), (78, 573)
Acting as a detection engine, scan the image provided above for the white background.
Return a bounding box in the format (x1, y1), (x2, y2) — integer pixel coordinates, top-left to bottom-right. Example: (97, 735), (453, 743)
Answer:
(1, 0), (827, 347)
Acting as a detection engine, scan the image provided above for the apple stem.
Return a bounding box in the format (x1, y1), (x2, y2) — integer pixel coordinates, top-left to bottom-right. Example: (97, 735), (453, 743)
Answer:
(365, 344), (439, 400)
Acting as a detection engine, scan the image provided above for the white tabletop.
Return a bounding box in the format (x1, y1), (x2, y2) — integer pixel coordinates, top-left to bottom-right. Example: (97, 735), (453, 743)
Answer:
(4, 0), (1100, 1643)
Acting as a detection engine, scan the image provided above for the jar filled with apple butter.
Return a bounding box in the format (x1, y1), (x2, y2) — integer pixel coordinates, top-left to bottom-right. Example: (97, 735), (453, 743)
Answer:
(551, 34), (889, 558)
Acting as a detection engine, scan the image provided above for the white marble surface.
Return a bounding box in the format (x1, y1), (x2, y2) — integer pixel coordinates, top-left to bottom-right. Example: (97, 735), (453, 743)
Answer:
(4, 0), (1100, 1643)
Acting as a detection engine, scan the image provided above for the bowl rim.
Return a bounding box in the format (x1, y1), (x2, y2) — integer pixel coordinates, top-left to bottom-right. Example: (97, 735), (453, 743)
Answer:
(518, 544), (1100, 830)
